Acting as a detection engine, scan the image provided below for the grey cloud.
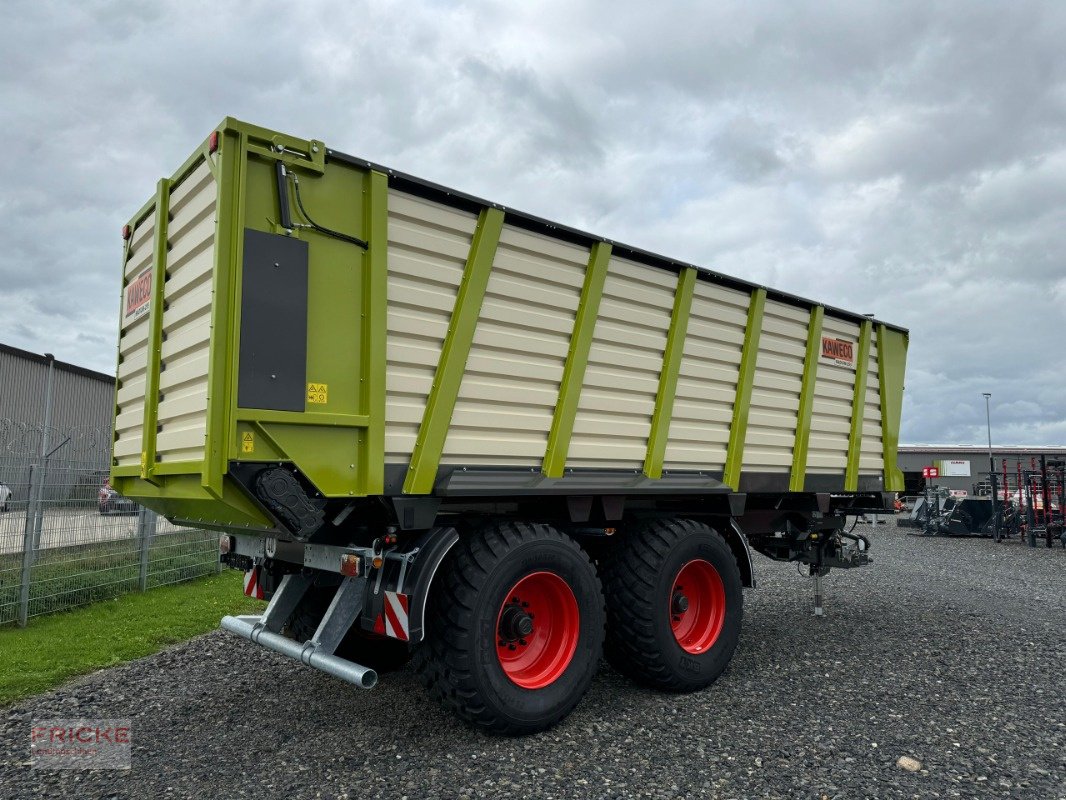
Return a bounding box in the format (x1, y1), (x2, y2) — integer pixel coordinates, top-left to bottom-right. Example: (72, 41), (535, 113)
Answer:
(1, 0), (1063, 447)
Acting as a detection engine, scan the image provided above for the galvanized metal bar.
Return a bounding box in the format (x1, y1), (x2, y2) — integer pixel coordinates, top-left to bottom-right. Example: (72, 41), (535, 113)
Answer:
(403, 207), (505, 495)
(203, 130), (245, 498)
(137, 507), (158, 591)
(844, 320), (874, 491)
(17, 463), (38, 627)
(877, 324), (908, 492)
(360, 170), (389, 495)
(644, 267), (696, 479)
(790, 305), (825, 491)
(722, 288), (767, 490)
(139, 178), (172, 485)
(311, 576), (366, 654)
(542, 242), (612, 478)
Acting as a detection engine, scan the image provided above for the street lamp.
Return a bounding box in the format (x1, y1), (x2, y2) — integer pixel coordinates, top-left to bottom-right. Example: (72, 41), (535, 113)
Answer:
(983, 393), (998, 539)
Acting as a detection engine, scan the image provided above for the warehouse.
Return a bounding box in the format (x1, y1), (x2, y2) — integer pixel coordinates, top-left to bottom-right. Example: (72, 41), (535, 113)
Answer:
(0, 343), (116, 499)
(897, 445), (1066, 496)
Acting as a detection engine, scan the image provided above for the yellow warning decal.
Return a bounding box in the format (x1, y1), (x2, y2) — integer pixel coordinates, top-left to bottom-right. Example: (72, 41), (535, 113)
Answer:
(307, 383), (328, 404)
(241, 431), (255, 453)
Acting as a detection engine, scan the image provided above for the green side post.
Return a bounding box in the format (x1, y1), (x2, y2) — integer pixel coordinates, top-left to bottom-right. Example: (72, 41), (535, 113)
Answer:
(722, 288), (767, 490)
(360, 170), (389, 495)
(844, 320), (874, 491)
(403, 207), (505, 494)
(202, 130), (245, 498)
(139, 178), (172, 485)
(643, 267), (696, 479)
(877, 324), (908, 492)
(789, 305), (825, 491)
(110, 233), (134, 474)
(542, 242), (612, 478)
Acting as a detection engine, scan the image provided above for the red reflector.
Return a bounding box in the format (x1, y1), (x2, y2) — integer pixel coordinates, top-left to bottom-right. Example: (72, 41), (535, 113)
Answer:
(121, 224), (131, 241)
(340, 554), (360, 577)
(208, 130), (220, 154)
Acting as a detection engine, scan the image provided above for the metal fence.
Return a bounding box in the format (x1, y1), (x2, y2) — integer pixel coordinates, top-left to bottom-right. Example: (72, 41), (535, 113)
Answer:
(0, 454), (221, 626)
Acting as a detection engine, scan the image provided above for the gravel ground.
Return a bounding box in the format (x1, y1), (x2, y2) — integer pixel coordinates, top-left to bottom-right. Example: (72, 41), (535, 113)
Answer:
(2, 518), (1063, 799)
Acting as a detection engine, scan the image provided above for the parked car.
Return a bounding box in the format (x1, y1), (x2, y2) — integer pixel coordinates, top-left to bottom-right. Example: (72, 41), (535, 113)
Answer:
(0, 482), (10, 512)
(98, 481), (138, 515)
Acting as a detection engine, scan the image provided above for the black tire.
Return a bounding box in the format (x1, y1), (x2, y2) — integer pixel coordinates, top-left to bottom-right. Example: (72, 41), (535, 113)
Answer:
(602, 517), (743, 692)
(412, 521), (605, 735)
(288, 585), (411, 673)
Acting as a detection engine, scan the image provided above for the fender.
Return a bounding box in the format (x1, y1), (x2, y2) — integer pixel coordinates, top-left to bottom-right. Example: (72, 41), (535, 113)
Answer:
(360, 526), (459, 642)
(723, 518), (756, 589)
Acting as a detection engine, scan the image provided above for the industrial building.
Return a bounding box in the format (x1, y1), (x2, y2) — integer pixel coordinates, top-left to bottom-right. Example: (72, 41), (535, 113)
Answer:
(898, 445), (1066, 496)
(0, 343), (116, 499)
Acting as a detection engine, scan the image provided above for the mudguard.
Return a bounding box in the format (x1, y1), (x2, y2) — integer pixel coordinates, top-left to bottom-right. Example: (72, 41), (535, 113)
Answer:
(360, 526), (459, 642)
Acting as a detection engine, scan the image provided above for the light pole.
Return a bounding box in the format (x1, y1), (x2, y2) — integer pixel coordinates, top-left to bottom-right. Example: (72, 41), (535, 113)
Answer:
(983, 393), (998, 539)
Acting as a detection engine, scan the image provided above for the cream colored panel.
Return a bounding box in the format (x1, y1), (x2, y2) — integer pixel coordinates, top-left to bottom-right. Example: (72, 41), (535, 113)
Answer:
(663, 281), (749, 469)
(859, 333), (884, 473)
(384, 190), (478, 463)
(806, 315), (861, 474)
(568, 256), (674, 469)
(740, 300), (807, 472)
(442, 224), (586, 465)
(156, 157), (217, 463)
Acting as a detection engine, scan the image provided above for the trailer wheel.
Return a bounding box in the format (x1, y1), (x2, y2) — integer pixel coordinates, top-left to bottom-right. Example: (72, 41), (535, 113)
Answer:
(413, 521), (604, 735)
(602, 517), (742, 692)
(288, 586), (411, 673)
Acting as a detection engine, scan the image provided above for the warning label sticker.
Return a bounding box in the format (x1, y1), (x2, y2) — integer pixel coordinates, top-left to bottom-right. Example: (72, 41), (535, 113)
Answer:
(820, 336), (855, 367)
(241, 431), (255, 453)
(125, 269), (152, 321)
(307, 383), (328, 404)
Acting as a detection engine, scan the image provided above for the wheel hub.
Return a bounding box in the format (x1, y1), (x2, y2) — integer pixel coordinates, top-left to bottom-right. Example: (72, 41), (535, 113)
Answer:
(495, 571), (580, 689)
(498, 602), (535, 643)
(670, 559), (726, 654)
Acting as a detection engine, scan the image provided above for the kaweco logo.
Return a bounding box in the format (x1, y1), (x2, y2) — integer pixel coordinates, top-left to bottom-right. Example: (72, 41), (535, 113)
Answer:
(821, 336), (854, 367)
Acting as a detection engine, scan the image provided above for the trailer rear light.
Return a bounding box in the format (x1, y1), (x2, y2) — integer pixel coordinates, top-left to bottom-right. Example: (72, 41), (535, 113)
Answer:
(208, 130), (220, 154)
(340, 553), (360, 577)
(121, 224), (131, 241)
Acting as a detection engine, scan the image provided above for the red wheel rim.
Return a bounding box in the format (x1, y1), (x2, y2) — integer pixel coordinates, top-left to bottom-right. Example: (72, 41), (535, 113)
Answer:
(670, 559), (725, 654)
(496, 571), (580, 689)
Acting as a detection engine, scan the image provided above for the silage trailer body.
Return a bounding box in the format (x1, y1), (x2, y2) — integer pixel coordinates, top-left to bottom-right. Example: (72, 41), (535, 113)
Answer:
(111, 118), (907, 733)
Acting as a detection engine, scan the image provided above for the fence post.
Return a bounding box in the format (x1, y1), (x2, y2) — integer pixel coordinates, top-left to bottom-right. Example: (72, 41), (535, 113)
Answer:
(18, 463), (41, 627)
(137, 507), (157, 591)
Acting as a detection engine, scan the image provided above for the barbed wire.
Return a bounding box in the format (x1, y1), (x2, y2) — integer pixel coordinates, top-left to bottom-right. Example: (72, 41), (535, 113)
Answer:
(0, 417), (112, 458)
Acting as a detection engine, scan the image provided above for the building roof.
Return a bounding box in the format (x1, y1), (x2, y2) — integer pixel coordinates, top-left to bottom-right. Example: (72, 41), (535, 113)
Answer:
(0, 342), (115, 385)
(900, 445), (1066, 454)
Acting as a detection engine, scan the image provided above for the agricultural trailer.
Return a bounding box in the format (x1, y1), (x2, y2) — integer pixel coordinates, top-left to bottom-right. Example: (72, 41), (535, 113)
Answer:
(110, 118), (908, 734)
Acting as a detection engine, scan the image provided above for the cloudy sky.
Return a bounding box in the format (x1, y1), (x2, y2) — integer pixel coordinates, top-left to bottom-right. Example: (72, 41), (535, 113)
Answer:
(1, 1), (1064, 446)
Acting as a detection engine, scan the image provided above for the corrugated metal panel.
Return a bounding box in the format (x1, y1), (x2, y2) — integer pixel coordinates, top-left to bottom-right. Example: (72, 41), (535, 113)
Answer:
(441, 225), (587, 466)
(157, 158), (216, 463)
(807, 315), (861, 474)
(567, 256), (675, 469)
(384, 190), (478, 463)
(742, 300), (807, 472)
(0, 348), (114, 463)
(662, 282), (749, 469)
(113, 204), (156, 467)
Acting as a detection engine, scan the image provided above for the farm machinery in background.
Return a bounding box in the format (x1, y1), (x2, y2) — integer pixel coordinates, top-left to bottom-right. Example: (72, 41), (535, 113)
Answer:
(900, 457), (1065, 548)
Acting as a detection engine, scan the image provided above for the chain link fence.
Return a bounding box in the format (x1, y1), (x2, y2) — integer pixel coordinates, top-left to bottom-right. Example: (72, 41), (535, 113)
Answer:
(0, 454), (221, 627)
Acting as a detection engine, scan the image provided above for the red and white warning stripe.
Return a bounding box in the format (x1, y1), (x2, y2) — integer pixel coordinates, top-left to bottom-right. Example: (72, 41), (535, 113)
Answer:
(382, 591), (409, 641)
(243, 566), (265, 600)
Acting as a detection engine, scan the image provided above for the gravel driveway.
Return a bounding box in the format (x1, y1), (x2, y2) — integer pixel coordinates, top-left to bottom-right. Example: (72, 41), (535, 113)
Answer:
(2, 519), (1063, 799)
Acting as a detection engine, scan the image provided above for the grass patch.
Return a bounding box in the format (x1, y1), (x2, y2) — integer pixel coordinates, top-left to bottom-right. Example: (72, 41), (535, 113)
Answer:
(0, 529), (220, 624)
(0, 569), (263, 705)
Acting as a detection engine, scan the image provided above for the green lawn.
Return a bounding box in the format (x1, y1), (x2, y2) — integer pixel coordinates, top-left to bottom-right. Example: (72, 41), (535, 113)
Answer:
(0, 570), (264, 705)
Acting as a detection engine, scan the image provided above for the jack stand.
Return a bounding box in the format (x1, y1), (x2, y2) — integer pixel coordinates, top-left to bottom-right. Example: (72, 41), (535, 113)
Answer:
(813, 571), (824, 617)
